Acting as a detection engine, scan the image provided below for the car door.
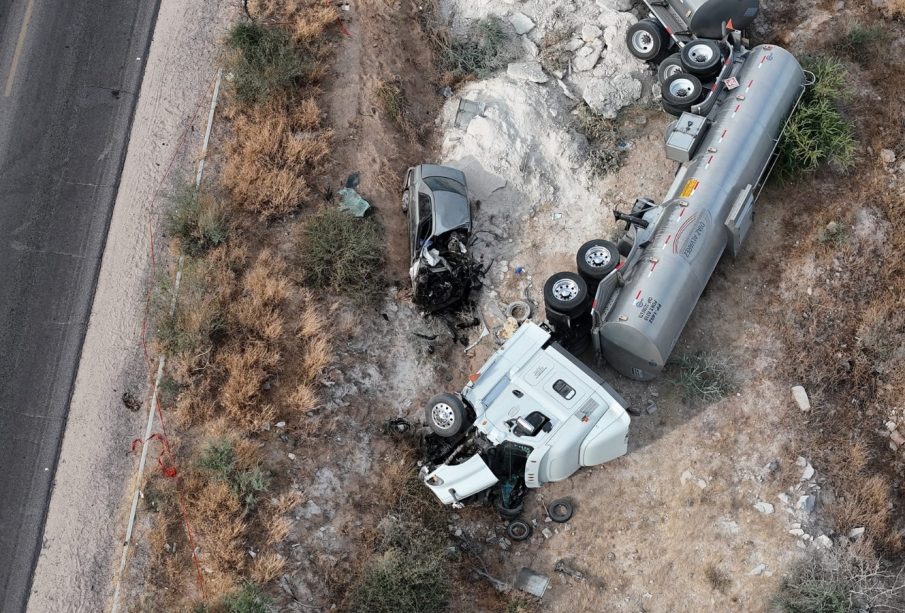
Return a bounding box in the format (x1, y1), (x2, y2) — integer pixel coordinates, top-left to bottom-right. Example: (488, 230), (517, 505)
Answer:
(415, 192), (434, 254)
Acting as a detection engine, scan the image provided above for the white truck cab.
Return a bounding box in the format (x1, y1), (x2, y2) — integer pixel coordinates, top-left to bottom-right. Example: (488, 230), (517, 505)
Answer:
(421, 322), (631, 507)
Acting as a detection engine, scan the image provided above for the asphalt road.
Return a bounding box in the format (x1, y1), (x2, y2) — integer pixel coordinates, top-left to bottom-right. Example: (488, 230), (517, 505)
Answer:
(0, 1), (159, 610)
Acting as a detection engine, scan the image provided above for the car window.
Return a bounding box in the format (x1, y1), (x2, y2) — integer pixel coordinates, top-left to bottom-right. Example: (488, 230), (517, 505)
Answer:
(418, 193), (432, 220)
(423, 176), (466, 196)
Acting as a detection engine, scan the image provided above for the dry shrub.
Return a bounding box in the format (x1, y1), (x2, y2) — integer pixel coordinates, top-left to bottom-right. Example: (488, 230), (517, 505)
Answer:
(832, 474), (901, 551)
(245, 0), (339, 45)
(221, 343), (280, 428)
(265, 515), (292, 546)
(250, 552), (286, 584)
(221, 101), (332, 219)
(270, 490), (304, 516)
(288, 383), (319, 414)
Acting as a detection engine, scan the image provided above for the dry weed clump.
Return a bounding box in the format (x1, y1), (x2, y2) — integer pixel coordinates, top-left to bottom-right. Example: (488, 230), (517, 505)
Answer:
(221, 100), (332, 219)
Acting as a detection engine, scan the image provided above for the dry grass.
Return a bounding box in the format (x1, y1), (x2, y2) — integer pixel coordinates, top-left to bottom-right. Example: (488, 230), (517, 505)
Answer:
(778, 21), (905, 558)
(221, 99), (332, 219)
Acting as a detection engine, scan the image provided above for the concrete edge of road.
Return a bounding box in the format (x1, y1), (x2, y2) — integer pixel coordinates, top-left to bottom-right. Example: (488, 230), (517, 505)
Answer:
(26, 3), (237, 611)
(110, 68), (223, 613)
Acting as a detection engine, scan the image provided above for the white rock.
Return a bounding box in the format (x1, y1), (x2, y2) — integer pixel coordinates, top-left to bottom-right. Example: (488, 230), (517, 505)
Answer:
(789, 528), (805, 536)
(573, 43), (604, 72)
(797, 494), (816, 514)
(696, 479), (708, 490)
(581, 74), (642, 118)
(565, 37), (585, 52)
(581, 24), (603, 42)
(276, 421), (286, 428)
(796, 456), (808, 467)
(880, 149), (896, 164)
(597, 0), (634, 11)
(287, 452), (296, 460)
(542, 527), (553, 539)
(791, 385), (811, 411)
(521, 35), (539, 58)
(801, 463), (815, 481)
(680, 470), (694, 485)
(777, 493), (791, 505)
(509, 12), (536, 35)
(815, 534), (833, 549)
(557, 79), (578, 101)
(754, 501), (775, 514)
(749, 563), (768, 576)
(848, 527), (865, 539)
(891, 430), (905, 446)
(507, 61), (549, 83)
(886, 421), (897, 431)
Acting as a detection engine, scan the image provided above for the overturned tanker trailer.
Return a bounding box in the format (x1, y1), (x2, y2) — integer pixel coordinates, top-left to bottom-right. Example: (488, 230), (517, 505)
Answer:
(547, 44), (807, 381)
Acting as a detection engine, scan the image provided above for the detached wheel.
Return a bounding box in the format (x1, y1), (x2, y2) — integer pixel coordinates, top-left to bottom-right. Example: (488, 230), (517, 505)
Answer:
(547, 498), (574, 523)
(661, 72), (703, 110)
(680, 39), (722, 78)
(507, 520), (532, 541)
(424, 393), (466, 438)
(496, 498), (524, 519)
(543, 272), (589, 318)
(576, 239), (619, 286)
(626, 20), (665, 61)
(657, 53), (684, 85)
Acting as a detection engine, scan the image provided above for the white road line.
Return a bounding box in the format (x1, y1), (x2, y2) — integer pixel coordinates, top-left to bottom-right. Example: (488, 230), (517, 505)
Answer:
(4, 0), (37, 97)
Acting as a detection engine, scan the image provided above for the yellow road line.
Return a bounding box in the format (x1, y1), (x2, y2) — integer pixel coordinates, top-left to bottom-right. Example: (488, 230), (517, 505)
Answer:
(4, 0), (37, 97)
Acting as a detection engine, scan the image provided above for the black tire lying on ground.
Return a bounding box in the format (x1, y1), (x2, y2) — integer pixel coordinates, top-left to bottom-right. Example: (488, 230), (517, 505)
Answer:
(424, 392), (467, 438)
(543, 272), (589, 318)
(496, 497), (524, 519)
(547, 498), (574, 523)
(507, 519), (532, 541)
(625, 19), (666, 61)
(680, 39), (722, 78)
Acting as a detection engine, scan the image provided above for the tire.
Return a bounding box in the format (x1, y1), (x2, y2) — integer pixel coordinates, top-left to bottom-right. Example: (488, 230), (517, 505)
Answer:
(424, 393), (467, 438)
(543, 272), (589, 318)
(547, 499), (574, 523)
(661, 72), (703, 109)
(496, 498), (524, 519)
(661, 100), (688, 117)
(576, 240), (619, 284)
(657, 53), (684, 85)
(506, 519), (532, 541)
(625, 20), (665, 61)
(680, 40), (722, 78)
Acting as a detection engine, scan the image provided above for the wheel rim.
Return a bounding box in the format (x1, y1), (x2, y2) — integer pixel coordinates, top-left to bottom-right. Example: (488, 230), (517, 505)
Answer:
(631, 31), (654, 54)
(668, 78), (696, 99)
(687, 44), (714, 65)
(551, 278), (580, 302)
(664, 63), (682, 79)
(584, 246), (612, 269)
(431, 403), (455, 430)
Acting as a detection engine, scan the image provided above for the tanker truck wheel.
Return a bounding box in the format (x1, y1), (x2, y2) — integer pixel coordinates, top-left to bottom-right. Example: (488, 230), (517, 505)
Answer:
(626, 20), (665, 61)
(680, 40), (722, 78)
(544, 272), (589, 318)
(424, 393), (467, 438)
(661, 72), (703, 110)
(576, 239), (619, 287)
(657, 53), (684, 85)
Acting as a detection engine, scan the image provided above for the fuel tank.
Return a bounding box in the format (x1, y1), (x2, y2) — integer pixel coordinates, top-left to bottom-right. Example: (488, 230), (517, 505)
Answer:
(666, 0), (760, 38)
(599, 45), (804, 381)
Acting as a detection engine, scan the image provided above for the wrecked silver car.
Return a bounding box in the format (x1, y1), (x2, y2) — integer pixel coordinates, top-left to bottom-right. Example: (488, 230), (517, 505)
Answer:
(420, 322), (631, 514)
(402, 164), (481, 312)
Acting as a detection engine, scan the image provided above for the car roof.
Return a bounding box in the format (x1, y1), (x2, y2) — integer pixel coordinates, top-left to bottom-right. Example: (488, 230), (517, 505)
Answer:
(416, 164), (470, 236)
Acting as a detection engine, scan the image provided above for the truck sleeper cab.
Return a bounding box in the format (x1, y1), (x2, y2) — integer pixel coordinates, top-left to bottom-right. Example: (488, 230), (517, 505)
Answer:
(421, 322), (631, 506)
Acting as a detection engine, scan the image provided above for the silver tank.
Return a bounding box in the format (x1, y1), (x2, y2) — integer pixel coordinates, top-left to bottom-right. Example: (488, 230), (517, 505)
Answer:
(667, 0), (760, 38)
(598, 45), (804, 381)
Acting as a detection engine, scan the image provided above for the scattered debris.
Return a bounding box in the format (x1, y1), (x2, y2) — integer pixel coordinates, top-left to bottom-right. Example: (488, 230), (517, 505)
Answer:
(554, 559), (586, 581)
(754, 501), (775, 514)
(749, 563), (768, 576)
(847, 527), (865, 539)
(797, 495), (816, 514)
(337, 187), (371, 217)
(121, 391), (141, 412)
(514, 567), (549, 597)
(508, 12), (536, 35)
(506, 61), (548, 84)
